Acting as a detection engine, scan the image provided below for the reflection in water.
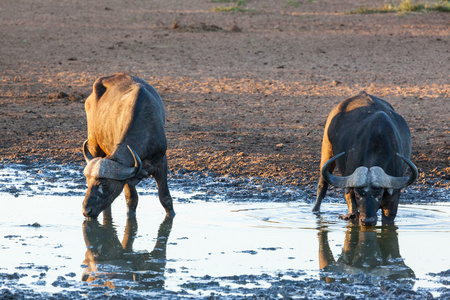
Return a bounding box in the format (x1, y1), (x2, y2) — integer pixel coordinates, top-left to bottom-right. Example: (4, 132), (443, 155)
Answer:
(317, 220), (415, 284)
(81, 213), (173, 290)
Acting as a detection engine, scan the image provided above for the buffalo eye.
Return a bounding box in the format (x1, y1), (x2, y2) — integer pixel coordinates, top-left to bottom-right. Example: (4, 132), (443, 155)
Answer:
(96, 179), (108, 188)
(355, 188), (367, 197)
(372, 187), (383, 197)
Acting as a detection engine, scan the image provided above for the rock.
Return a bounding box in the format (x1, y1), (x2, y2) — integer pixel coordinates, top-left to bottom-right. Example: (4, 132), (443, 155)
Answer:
(57, 91), (69, 99)
(331, 80), (342, 86)
(230, 25), (242, 32)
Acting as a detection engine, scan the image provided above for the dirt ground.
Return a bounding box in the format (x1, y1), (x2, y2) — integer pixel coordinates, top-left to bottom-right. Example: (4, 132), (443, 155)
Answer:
(1, 0), (449, 191)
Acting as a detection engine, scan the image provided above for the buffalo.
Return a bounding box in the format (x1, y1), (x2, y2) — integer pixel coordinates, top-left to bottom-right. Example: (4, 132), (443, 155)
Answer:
(82, 73), (174, 219)
(312, 91), (418, 226)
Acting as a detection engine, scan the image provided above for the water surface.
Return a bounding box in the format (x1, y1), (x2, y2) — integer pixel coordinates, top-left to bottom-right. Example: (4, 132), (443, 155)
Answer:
(0, 165), (449, 298)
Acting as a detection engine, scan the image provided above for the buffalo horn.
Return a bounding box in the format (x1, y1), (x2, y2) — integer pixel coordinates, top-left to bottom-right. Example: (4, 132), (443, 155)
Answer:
(369, 153), (418, 189)
(84, 145), (142, 181)
(83, 140), (94, 163)
(322, 152), (418, 189)
(126, 145), (142, 177)
(106, 146), (142, 180)
(322, 152), (353, 188)
(322, 152), (370, 188)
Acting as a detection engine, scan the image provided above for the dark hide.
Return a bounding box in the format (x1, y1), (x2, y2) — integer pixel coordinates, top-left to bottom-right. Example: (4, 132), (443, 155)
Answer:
(312, 91), (417, 226)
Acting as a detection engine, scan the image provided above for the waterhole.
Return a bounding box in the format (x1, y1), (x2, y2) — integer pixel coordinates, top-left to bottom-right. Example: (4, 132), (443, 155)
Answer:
(0, 165), (449, 299)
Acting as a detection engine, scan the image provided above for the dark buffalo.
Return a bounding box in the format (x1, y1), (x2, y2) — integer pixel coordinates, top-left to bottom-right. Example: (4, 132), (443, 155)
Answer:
(82, 73), (174, 219)
(312, 91), (418, 226)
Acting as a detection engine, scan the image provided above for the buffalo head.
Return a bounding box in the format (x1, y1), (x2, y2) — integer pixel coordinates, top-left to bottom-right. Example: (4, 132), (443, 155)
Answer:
(322, 152), (418, 226)
(82, 140), (142, 218)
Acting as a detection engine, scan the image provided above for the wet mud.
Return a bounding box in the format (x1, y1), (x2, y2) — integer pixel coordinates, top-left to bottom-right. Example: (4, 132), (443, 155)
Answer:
(1, 164), (450, 299)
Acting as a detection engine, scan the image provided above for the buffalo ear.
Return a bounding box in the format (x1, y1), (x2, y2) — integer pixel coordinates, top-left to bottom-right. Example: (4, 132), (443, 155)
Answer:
(387, 188), (394, 196)
(93, 78), (107, 100)
(92, 73), (134, 101)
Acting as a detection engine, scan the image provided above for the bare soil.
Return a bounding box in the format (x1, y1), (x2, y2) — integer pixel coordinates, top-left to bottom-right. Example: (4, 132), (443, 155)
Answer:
(1, 0), (449, 191)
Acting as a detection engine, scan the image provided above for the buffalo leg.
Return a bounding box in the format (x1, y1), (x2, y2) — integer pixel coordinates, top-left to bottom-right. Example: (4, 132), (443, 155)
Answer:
(313, 161), (335, 212)
(124, 183), (139, 215)
(103, 205), (112, 223)
(313, 131), (334, 212)
(313, 178), (328, 212)
(154, 155), (175, 218)
(341, 190), (358, 219)
(381, 189), (400, 225)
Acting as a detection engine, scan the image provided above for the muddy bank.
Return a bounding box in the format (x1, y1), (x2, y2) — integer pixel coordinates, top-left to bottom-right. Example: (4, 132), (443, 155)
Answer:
(2, 272), (448, 299)
(1, 0), (449, 191)
(1, 160), (449, 203)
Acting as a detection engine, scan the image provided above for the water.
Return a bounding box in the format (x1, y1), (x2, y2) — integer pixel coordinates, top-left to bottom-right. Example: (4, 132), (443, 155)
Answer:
(0, 165), (449, 298)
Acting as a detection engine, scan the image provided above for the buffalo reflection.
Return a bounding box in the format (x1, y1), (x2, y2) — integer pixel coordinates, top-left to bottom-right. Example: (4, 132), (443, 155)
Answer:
(318, 222), (414, 283)
(81, 212), (173, 289)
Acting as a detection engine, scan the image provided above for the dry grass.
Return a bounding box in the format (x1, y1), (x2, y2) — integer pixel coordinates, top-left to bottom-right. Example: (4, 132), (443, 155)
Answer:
(347, 0), (450, 14)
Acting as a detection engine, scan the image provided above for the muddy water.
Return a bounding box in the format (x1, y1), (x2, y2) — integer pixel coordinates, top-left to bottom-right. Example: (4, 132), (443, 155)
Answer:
(1, 165), (450, 299)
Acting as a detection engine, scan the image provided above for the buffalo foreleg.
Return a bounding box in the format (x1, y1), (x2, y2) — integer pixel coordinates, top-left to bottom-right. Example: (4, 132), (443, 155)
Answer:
(154, 155), (175, 218)
(313, 160), (335, 212)
(124, 183), (139, 215)
(102, 205), (112, 223)
(341, 190), (358, 220)
(313, 178), (328, 212)
(313, 135), (334, 212)
(381, 189), (400, 225)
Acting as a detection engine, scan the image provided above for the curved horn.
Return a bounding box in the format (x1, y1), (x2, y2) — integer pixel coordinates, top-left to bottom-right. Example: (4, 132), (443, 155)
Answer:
(370, 153), (418, 189)
(321, 152), (348, 188)
(84, 145), (142, 181)
(127, 145), (142, 177)
(321, 152), (370, 188)
(106, 146), (142, 180)
(83, 140), (94, 163)
(396, 153), (418, 187)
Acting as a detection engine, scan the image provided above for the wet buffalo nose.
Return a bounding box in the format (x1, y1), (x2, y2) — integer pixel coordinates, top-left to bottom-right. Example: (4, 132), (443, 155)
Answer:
(83, 207), (96, 218)
(361, 217), (376, 226)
